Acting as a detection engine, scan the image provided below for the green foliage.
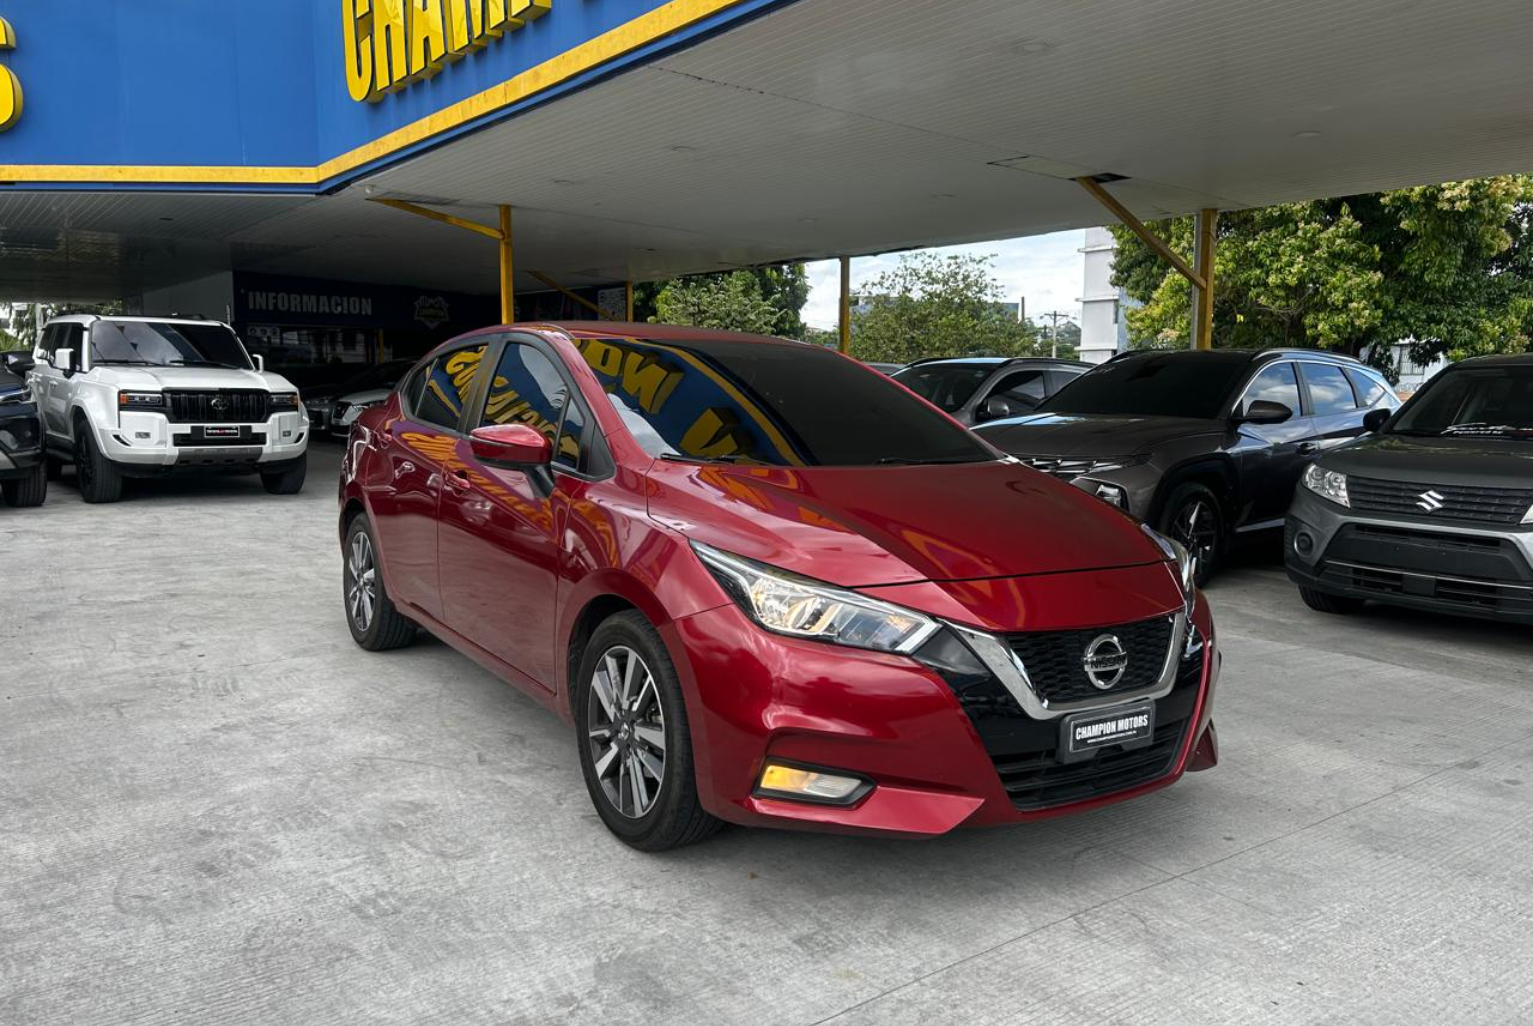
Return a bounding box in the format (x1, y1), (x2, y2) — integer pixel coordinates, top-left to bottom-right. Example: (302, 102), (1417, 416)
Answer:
(641, 263), (809, 337)
(1110, 176), (1533, 363)
(848, 253), (1041, 364)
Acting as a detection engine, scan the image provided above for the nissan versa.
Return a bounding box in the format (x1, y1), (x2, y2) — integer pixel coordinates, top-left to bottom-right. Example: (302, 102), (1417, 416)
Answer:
(338, 324), (1220, 850)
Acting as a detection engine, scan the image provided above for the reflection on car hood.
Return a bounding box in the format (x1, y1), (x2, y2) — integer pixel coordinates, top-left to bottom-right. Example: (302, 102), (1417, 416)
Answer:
(89, 365), (295, 392)
(646, 458), (1168, 587)
(975, 413), (1224, 457)
(336, 387), (392, 405)
(1325, 433), (1533, 485)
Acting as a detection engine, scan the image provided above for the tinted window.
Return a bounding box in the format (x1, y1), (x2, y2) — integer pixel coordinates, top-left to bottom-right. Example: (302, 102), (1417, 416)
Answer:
(1040, 353), (1252, 419)
(90, 320), (251, 369)
(555, 396), (587, 472)
(1301, 363), (1358, 416)
(401, 364), (428, 413)
(414, 344), (488, 430)
(576, 337), (992, 467)
(38, 325), (60, 358)
(1344, 367), (1397, 409)
(890, 362), (996, 412)
(1241, 363), (1302, 417)
(479, 343), (585, 470)
(992, 369), (1047, 405)
(1390, 366), (1533, 439)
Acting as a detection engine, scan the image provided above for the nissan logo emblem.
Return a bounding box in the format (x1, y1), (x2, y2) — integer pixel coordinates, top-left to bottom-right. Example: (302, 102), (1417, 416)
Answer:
(1083, 634), (1129, 690)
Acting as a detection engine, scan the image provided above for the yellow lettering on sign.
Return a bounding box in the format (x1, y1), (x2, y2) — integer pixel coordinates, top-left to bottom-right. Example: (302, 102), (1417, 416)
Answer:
(348, 0), (551, 101)
(0, 16), (21, 132)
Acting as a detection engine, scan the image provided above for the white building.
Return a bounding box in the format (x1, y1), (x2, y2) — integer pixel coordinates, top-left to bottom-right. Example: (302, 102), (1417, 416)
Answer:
(1078, 227), (1135, 364)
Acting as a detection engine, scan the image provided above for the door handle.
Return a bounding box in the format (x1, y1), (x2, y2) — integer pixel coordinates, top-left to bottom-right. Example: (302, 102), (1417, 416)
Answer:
(1297, 442), (1319, 455)
(446, 468), (472, 491)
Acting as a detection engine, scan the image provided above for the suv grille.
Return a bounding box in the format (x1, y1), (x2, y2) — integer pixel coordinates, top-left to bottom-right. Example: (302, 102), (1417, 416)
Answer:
(1017, 456), (1098, 480)
(1005, 616), (1176, 704)
(165, 390), (270, 424)
(1348, 476), (1533, 525)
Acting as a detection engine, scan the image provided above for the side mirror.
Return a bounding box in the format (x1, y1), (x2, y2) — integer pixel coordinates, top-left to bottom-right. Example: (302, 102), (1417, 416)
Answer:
(980, 396), (1017, 422)
(470, 423), (552, 467)
(253, 354), (265, 373)
(2, 352), (35, 375)
(1238, 399), (1292, 425)
(1363, 408), (1390, 433)
(53, 348), (76, 376)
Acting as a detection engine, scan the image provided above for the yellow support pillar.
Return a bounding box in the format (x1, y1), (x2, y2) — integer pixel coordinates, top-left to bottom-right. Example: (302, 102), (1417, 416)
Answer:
(1190, 208), (1217, 351)
(498, 204), (515, 324)
(838, 256), (851, 354)
(625, 281), (634, 322)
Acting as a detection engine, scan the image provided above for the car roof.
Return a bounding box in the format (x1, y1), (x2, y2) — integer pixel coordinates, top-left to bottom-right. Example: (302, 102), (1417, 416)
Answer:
(1457, 353), (1533, 368)
(900, 356), (1089, 369)
(45, 314), (233, 327)
(1109, 347), (1363, 367)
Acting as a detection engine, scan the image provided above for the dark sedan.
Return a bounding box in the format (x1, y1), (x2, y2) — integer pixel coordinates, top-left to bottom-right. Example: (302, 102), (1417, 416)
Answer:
(976, 349), (1399, 584)
(891, 357), (1088, 426)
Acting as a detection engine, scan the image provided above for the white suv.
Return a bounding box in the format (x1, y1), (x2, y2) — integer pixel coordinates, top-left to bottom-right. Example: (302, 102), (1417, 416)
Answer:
(31, 315), (309, 503)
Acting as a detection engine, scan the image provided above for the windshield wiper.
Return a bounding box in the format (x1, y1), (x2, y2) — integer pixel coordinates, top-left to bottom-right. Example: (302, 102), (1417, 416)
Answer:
(875, 455), (983, 466)
(658, 453), (756, 464)
(93, 358), (154, 366)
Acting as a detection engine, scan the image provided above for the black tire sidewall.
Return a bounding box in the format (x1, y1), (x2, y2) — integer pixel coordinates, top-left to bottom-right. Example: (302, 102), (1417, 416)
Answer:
(1159, 482), (1223, 586)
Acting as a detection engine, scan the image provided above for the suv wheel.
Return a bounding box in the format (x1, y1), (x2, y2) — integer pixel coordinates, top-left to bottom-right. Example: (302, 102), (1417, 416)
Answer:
(343, 515), (416, 651)
(74, 426), (124, 504)
(1299, 586), (1366, 615)
(1158, 482), (1223, 587)
(261, 452), (307, 495)
(574, 611), (721, 851)
(1, 461), (47, 508)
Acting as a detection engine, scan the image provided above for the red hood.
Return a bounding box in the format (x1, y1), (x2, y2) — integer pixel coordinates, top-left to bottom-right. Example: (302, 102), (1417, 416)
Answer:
(644, 459), (1166, 587)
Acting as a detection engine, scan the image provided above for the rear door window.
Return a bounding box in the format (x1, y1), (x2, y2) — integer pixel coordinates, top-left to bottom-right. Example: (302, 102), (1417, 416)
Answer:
(1301, 363), (1359, 416)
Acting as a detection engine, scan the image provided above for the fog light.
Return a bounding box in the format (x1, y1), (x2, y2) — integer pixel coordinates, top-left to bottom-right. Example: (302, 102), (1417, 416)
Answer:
(1294, 531), (1314, 555)
(757, 762), (869, 804)
(1093, 482), (1127, 509)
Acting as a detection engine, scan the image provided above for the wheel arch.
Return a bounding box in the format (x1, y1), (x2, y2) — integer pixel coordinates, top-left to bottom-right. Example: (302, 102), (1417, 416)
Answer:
(559, 570), (675, 719)
(1147, 456), (1238, 528)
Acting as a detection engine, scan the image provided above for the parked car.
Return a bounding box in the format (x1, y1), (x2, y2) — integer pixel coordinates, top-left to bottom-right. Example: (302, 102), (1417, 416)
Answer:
(302, 359), (414, 436)
(1287, 354), (1533, 623)
(31, 315), (310, 503)
(864, 361), (904, 375)
(890, 357), (1088, 426)
(0, 352), (46, 508)
(338, 324), (1219, 851)
(976, 349), (1399, 584)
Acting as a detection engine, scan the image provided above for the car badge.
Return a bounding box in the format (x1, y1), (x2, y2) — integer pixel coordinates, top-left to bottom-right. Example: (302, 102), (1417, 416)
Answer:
(1083, 634), (1129, 690)
(1416, 489), (1445, 513)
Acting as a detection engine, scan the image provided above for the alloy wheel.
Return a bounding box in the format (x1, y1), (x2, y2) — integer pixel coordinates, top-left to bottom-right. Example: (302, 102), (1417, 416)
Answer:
(586, 645), (667, 819)
(1173, 498), (1218, 577)
(347, 530), (377, 632)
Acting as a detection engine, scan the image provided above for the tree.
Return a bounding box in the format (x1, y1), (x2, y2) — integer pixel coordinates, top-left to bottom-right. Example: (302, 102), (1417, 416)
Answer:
(638, 263), (810, 336)
(652, 271), (785, 335)
(849, 253), (1041, 363)
(1110, 176), (1533, 365)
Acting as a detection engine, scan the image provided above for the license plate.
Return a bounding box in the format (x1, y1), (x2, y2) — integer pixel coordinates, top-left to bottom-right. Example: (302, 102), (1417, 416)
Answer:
(1061, 701), (1155, 762)
(204, 426), (239, 437)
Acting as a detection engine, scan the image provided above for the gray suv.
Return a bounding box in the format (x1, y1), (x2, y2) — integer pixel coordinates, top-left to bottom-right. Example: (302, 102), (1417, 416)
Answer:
(891, 357), (1088, 426)
(1287, 354), (1533, 623)
(976, 349), (1399, 584)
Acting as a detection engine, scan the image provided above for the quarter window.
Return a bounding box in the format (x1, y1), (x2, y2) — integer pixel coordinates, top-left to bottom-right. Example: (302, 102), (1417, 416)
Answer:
(1241, 363), (1302, 417)
(1344, 367), (1398, 409)
(1301, 363), (1359, 416)
(414, 343), (488, 430)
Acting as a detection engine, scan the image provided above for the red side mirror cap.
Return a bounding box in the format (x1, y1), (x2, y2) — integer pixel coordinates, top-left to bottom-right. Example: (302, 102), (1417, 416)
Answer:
(470, 424), (552, 466)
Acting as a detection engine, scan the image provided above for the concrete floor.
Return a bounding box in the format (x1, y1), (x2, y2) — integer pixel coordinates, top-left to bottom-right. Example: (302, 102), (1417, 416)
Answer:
(3, 442), (1531, 1025)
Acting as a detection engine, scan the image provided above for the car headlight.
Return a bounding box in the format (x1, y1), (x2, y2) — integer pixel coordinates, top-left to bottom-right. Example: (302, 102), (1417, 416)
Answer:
(1302, 464), (1350, 507)
(692, 542), (939, 653)
(269, 393), (302, 409)
(117, 391), (165, 408)
(0, 386), (33, 406)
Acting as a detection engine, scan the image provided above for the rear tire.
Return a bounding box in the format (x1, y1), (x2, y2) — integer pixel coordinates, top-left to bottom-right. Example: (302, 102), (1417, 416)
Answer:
(1299, 586), (1365, 615)
(574, 611), (721, 852)
(1157, 482), (1224, 587)
(261, 453), (307, 495)
(74, 426), (124, 504)
(343, 514), (416, 651)
(1, 461), (47, 507)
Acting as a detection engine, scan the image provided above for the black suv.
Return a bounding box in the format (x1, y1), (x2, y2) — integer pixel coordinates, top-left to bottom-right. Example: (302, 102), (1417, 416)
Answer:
(1287, 354), (1533, 623)
(890, 357), (1088, 426)
(976, 349), (1399, 584)
(0, 352), (46, 507)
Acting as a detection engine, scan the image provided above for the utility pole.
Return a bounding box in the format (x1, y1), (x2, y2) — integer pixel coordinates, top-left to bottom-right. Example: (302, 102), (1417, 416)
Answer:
(1037, 310), (1075, 359)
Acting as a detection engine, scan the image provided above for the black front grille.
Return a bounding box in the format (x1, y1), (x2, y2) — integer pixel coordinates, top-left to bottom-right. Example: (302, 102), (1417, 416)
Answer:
(1323, 523), (1533, 584)
(993, 717), (1188, 811)
(1349, 476), (1533, 525)
(1005, 615), (1176, 704)
(165, 390), (269, 424)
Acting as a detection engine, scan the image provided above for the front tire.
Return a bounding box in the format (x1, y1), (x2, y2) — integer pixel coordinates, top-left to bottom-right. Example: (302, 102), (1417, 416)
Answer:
(574, 611), (721, 851)
(1158, 482), (1224, 587)
(1299, 586), (1366, 615)
(343, 515), (416, 651)
(74, 426), (124, 504)
(261, 453), (307, 495)
(1, 461), (47, 508)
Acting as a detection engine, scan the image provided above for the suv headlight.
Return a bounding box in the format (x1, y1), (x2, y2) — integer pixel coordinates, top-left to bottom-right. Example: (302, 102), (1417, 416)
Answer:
(1302, 464), (1350, 507)
(0, 385), (33, 406)
(692, 542), (939, 654)
(117, 391), (165, 408)
(269, 393), (302, 409)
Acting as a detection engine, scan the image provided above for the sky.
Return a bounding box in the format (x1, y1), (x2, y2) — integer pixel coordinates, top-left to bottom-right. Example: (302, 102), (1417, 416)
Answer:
(801, 229), (1087, 330)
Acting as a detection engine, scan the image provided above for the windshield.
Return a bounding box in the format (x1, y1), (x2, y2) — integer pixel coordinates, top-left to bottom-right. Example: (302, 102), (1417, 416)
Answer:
(1039, 353), (1251, 419)
(575, 337), (994, 467)
(1389, 366), (1533, 439)
(90, 321), (252, 370)
(890, 362), (996, 412)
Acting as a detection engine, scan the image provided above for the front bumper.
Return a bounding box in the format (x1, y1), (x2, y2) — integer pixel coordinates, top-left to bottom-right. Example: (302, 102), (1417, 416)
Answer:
(96, 409), (309, 472)
(1286, 487), (1533, 622)
(0, 406), (44, 479)
(665, 594), (1218, 837)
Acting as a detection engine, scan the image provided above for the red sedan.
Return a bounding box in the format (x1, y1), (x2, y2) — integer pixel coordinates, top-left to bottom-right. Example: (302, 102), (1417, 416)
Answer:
(338, 324), (1219, 850)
